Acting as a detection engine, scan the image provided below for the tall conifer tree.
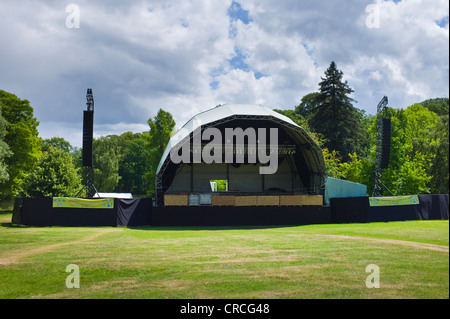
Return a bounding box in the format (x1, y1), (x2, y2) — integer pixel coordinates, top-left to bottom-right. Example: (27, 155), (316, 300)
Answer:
(310, 61), (366, 161)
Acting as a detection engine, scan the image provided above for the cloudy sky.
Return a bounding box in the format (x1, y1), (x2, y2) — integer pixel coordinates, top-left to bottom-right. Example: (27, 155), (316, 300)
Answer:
(0, 0), (448, 147)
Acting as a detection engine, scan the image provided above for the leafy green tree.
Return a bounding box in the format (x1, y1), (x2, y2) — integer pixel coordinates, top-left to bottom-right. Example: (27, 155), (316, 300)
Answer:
(420, 98), (449, 116)
(322, 148), (343, 179)
(274, 108), (344, 179)
(419, 98), (449, 193)
(295, 92), (320, 119)
(425, 113), (449, 193)
(356, 109), (373, 158)
(42, 137), (73, 153)
(22, 147), (82, 197)
(145, 109), (176, 194)
(116, 132), (150, 194)
(92, 136), (121, 192)
(71, 147), (83, 172)
(339, 104), (440, 195)
(309, 62), (367, 162)
(339, 152), (374, 190)
(0, 141), (10, 184)
(273, 109), (304, 125)
(0, 105), (12, 185)
(391, 154), (432, 195)
(0, 90), (41, 198)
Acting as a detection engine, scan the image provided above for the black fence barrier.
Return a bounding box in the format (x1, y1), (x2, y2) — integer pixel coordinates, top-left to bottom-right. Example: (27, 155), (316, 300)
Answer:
(12, 197), (153, 227)
(330, 196), (369, 224)
(152, 205), (332, 227)
(418, 194), (449, 220)
(331, 194), (449, 224)
(117, 198), (152, 227)
(12, 197), (53, 226)
(12, 194), (448, 227)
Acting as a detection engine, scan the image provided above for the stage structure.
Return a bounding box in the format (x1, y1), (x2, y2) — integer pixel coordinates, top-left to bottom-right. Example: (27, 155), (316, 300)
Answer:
(155, 104), (327, 207)
(372, 96), (393, 196)
(77, 88), (99, 198)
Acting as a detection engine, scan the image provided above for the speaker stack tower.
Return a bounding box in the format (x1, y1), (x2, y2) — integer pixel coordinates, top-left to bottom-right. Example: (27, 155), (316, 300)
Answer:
(81, 88), (96, 198)
(82, 109), (93, 167)
(380, 117), (391, 169)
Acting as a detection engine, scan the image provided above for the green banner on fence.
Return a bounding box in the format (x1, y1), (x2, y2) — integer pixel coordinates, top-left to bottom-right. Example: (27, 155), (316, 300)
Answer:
(53, 197), (114, 209)
(369, 195), (419, 207)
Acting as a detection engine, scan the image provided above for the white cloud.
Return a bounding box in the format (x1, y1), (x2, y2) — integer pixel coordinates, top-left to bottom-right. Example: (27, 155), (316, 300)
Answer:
(213, 69), (275, 105)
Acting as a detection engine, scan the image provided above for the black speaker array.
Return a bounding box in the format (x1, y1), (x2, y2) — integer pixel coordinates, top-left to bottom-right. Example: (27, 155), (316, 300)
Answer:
(380, 117), (391, 169)
(82, 110), (94, 167)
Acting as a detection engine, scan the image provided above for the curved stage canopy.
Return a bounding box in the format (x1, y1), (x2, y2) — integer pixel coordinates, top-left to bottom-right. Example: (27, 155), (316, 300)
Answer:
(155, 104), (326, 206)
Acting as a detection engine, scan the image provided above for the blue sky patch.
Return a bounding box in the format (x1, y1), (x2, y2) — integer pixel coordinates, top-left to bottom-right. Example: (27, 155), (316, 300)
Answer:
(436, 16), (449, 28)
(224, 3), (261, 84)
(229, 48), (250, 71)
(228, 1), (252, 25)
(209, 80), (219, 90)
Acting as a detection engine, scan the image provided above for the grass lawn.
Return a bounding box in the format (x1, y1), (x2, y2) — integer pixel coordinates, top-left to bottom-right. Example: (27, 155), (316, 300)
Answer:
(0, 213), (448, 299)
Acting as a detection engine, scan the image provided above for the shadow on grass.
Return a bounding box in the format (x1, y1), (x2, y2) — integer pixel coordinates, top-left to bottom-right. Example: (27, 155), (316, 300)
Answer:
(2, 223), (300, 231)
(0, 222), (30, 228)
(126, 224), (298, 231)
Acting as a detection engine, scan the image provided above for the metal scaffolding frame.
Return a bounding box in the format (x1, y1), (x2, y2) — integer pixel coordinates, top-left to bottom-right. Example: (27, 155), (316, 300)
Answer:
(372, 96), (393, 196)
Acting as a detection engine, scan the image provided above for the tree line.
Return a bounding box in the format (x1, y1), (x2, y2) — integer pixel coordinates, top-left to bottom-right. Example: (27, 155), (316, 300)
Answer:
(0, 88), (175, 199)
(1, 61), (448, 199)
(274, 62), (449, 196)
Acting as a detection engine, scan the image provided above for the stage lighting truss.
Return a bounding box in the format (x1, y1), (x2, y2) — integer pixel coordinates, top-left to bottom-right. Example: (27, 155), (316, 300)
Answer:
(189, 144), (297, 155)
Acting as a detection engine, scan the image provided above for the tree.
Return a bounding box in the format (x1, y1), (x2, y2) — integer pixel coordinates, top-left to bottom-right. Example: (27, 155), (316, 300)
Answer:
(295, 92), (320, 119)
(0, 105), (12, 185)
(145, 109), (176, 194)
(42, 137), (73, 153)
(273, 109), (304, 125)
(339, 152), (374, 191)
(22, 147), (82, 197)
(309, 62), (367, 162)
(0, 90), (41, 198)
(420, 98), (449, 116)
(322, 148), (343, 179)
(356, 109), (373, 158)
(274, 108), (343, 179)
(339, 104), (441, 195)
(425, 113), (449, 194)
(419, 98), (449, 193)
(116, 132), (150, 195)
(92, 136), (121, 192)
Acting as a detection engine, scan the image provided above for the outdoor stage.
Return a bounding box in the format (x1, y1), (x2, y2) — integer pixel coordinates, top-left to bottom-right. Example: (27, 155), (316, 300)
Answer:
(11, 194), (449, 227)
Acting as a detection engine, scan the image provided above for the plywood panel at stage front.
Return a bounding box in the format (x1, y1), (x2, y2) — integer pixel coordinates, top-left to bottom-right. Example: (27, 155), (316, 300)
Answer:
(164, 195), (188, 206)
(211, 195), (236, 206)
(235, 196), (258, 206)
(257, 196), (280, 206)
(279, 195), (323, 206)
